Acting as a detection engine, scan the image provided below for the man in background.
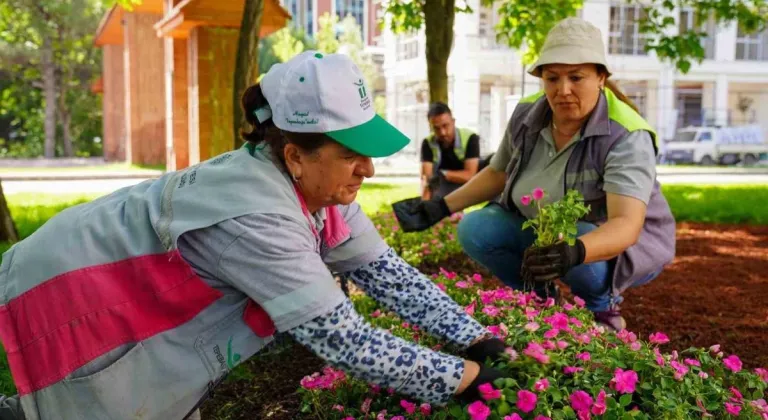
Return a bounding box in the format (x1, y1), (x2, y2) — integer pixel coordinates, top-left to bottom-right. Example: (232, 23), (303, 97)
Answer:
(420, 102), (482, 200)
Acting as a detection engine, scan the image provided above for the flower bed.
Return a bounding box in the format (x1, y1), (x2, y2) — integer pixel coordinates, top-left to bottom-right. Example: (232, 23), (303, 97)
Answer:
(298, 213), (768, 420)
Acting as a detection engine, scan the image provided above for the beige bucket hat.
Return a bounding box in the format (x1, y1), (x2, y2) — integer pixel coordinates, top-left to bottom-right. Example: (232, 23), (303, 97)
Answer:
(528, 17), (612, 77)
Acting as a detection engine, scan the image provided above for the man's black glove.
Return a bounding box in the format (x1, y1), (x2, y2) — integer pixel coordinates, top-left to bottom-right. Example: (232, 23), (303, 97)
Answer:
(465, 337), (507, 364)
(521, 239), (586, 282)
(455, 365), (507, 404)
(391, 196), (451, 233)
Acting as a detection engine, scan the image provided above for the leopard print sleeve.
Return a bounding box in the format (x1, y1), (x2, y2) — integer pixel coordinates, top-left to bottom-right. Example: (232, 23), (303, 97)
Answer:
(344, 248), (487, 349)
(287, 299), (465, 405)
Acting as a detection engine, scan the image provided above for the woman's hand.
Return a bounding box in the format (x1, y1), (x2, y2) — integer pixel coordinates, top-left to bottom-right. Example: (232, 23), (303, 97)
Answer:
(521, 239), (586, 282)
(455, 360), (506, 403)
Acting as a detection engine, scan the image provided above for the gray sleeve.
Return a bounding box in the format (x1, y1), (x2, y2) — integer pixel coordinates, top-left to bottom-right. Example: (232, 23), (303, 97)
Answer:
(602, 130), (657, 205)
(322, 202), (390, 274)
(216, 213), (347, 332)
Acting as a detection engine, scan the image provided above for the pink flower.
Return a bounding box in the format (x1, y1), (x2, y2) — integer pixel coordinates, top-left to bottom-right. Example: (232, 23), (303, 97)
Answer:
(709, 344), (721, 353)
(755, 368), (768, 382)
(570, 317), (583, 327)
(730, 386), (743, 402)
(544, 297), (556, 307)
(543, 312), (570, 330)
(557, 340), (569, 350)
(610, 368), (638, 394)
(570, 390), (594, 413)
(342, 417), (355, 420)
(725, 402), (742, 416)
(478, 383), (502, 400)
(577, 352), (591, 361)
(591, 390), (607, 415)
(534, 378), (550, 392)
(504, 415), (523, 420)
(472, 273), (483, 283)
(630, 341), (642, 351)
(574, 296), (586, 307)
(684, 358), (701, 367)
(436, 283), (447, 291)
(521, 195), (532, 206)
(465, 301), (476, 315)
(419, 403), (432, 416)
(400, 400), (416, 414)
(563, 303), (574, 311)
(525, 322), (540, 332)
(361, 398), (372, 413)
(516, 390), (538, 413)
(564, 366), (584, 375)
(482, 306), (500, 317)
(505, 347), (519, 360)
(617, 329), (637, 344)
(455, 281), (470, 289)
(724, 355), (743, 372)
(542, 340), (556, 350)
(439, 267), (457, 279)
(544, 329), (560, 339)
(532, 187), (545, 200)
(649, 332), (670, 345)
(333, 404), (344, 412)
(391, 417), (405, 420)
(670, 360), (689, 380)
(534, 416), (551, 420)
(653, 348), (665, 366)
(699, 371), (709, 379)
(524, 342), (550, 364)
(487, 325), (507, 338)
(467, 401), (491, 420)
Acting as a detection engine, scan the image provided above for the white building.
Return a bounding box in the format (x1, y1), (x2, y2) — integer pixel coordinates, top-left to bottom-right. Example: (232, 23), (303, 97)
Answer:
(381, 0), (768, 160)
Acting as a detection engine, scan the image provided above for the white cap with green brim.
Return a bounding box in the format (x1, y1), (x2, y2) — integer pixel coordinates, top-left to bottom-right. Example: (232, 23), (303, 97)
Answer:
(258, 50), (409, 158)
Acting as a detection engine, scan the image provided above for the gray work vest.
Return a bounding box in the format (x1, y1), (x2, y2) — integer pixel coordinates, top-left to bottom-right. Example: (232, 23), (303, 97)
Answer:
(498, 89), (676, 297)
(0, 145), (348, 420)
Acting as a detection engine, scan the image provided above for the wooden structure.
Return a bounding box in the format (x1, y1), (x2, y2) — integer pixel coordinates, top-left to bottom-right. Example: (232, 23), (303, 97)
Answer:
(94, 0), (290, 169)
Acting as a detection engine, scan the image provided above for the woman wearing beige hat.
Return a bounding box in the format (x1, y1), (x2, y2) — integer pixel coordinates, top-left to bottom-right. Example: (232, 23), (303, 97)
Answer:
(393, 17), (676, 331)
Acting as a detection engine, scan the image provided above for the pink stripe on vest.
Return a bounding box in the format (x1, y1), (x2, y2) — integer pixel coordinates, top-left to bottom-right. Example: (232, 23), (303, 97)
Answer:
(0, 251), (222, 395)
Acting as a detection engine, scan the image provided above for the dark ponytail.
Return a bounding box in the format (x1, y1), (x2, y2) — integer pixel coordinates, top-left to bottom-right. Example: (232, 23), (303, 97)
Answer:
(240, 83), (277, 144)
(239, 83), (329, 167)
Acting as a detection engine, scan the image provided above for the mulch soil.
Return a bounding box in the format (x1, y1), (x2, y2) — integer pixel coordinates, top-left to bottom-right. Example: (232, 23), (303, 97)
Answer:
(201, 222), (768, 419)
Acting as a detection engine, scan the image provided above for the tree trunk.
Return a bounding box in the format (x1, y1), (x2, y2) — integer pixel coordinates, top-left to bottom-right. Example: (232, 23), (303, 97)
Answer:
(59, 109), (74, 157)
(41, 36), (57, 158)
(57, 84), (74, 157)
(423, 0), (455, 104)
(233, 0), (265, 148)
(0, 180), (19, 243)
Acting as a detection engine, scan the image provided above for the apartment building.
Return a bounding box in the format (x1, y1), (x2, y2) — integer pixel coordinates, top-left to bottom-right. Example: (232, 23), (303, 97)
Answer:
(381, 0), (768, 158)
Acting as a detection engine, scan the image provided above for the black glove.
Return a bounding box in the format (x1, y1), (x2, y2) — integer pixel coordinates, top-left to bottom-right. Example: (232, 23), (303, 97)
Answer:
(465, 337), (507, 364)
(455, 365), (507, 404)
(391, 196), (451, 233)
(521, 239), (586, 282)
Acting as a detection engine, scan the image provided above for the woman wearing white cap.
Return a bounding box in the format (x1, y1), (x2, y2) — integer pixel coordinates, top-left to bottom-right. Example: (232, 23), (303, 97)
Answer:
(394, 18), (676, 332)
(0, 51), (508, 420)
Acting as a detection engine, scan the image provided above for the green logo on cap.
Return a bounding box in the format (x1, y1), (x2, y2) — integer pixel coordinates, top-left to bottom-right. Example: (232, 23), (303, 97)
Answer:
(354, 79), (367, 100)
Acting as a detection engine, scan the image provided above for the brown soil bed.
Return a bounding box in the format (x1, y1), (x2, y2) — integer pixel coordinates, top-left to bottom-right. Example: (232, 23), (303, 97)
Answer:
(202, 222), (767, 419)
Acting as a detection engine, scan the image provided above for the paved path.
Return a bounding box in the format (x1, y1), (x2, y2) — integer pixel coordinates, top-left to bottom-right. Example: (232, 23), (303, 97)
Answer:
(2, 172), (767, 195)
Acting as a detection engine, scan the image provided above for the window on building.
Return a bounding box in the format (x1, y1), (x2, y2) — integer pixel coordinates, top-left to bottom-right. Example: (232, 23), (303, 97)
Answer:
(284, 0), (313, 37)
(736, 26), (768, 61)
(336, 0), (366, 36)
(608, 3), (648, 55)
(396, 37), (419, 61)
(679, 8), (715, 59)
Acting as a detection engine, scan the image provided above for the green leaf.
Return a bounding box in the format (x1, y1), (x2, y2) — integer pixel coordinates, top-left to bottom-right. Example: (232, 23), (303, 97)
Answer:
(551, 388), (563, 402)
(619, 393), (633, 407)
(497, 401), (512, 415)
(449, 405), (464, 418)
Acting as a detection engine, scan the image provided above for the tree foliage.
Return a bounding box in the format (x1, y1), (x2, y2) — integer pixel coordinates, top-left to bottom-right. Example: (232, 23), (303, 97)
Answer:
(0, 0), (103, 158)
(382, 0), (768, 102)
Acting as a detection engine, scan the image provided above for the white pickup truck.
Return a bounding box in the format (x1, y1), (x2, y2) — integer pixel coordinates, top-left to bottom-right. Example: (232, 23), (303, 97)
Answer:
(662, 125), (768, 165)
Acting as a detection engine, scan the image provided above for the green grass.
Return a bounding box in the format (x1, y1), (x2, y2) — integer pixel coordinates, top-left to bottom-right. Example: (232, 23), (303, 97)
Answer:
(661, 184), (768, 225)
(0, 163), (165, 174)
(0, 182), (763, 396)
